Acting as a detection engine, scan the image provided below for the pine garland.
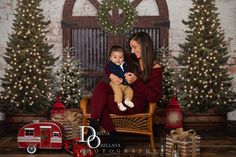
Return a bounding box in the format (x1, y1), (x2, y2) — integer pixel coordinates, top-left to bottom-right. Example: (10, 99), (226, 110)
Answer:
(97, 0), (137, 35)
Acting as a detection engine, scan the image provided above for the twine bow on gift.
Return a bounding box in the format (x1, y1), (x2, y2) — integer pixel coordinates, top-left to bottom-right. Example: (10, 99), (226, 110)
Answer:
(170, 128), (196, 138)
(170, 128), (197, 157)
(62, 110), (82, 123)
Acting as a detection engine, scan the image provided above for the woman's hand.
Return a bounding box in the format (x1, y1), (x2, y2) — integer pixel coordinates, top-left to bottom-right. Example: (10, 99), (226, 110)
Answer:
(110, 73), (123, 84)
(124, 72), (137, 84)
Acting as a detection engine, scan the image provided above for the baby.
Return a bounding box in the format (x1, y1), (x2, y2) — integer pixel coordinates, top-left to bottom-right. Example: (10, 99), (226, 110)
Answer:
(108, 45), (134, 111)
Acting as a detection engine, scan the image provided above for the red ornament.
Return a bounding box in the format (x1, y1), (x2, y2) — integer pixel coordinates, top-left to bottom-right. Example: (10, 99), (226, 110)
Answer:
(165, 96), (182, 129)
(50, 97), (65, 119)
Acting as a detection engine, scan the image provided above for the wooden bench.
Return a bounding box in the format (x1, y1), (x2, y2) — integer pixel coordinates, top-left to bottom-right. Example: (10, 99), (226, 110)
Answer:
(79, 96), (157, 151)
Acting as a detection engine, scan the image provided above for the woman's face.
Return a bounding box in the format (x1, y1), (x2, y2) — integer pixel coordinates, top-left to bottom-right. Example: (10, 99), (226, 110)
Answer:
(130, 39), (142, 59)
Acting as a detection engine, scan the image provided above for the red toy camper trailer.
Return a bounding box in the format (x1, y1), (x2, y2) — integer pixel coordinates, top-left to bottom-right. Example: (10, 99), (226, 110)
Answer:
(17, 120), (94, 156)
(17, 121), (63, 154)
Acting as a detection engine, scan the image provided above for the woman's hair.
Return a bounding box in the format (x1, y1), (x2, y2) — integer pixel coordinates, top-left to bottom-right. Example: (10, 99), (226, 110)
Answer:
(128, 32), (156, 82)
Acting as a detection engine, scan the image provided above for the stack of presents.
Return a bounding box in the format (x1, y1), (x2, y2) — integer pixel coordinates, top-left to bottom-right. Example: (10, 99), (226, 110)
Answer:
(50, 97), (83, 139)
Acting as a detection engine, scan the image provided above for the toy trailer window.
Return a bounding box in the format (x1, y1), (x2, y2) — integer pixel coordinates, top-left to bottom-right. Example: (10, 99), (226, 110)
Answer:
(53, 132), (59, 137)
(24, 128), (34, 136)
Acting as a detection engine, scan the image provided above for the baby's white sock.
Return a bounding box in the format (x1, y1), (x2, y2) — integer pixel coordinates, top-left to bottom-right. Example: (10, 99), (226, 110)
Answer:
(124, 99), (134, 108)
(118, 103), (127, 111)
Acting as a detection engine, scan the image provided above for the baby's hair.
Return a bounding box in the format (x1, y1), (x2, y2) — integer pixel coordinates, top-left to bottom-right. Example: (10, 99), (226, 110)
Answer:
(109, 45), (125, 56)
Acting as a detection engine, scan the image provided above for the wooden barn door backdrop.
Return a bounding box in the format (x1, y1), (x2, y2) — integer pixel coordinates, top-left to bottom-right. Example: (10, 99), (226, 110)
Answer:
(62, 0), (169, 91)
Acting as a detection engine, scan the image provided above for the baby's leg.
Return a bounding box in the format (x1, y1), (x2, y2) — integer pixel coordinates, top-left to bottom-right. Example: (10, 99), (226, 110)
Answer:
(110, 82), (127, 111)
(123, 86), (134, 108)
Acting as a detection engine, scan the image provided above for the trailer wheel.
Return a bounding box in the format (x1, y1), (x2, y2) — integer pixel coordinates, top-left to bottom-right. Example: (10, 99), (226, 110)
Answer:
(26, 145), (37, 154)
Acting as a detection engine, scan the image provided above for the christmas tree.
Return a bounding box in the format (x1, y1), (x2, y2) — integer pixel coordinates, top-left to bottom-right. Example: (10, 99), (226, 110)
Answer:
(0, 0), (58, 113)
(176, 0), (236, 113)
(56, 47), (86, 108)
(158, 47), (177, 108)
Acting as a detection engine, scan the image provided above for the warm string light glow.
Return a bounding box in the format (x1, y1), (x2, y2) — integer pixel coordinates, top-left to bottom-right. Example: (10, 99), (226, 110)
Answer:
(56, 47), (85, 108)
(1, 0), (59, 113)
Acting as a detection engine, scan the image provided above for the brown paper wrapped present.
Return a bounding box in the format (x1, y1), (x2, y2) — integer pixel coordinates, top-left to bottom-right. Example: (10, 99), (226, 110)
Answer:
(165, 128), (201, 157)
(52, 110), (83, 139)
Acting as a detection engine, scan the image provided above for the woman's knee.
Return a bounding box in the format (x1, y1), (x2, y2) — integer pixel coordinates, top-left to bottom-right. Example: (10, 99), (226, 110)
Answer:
(94, 81), (108, 89)
(93, 81), (111, 93)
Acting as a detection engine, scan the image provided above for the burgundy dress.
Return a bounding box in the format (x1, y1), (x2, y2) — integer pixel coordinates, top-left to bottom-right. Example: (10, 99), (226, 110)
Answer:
(90, 66), (162, 131)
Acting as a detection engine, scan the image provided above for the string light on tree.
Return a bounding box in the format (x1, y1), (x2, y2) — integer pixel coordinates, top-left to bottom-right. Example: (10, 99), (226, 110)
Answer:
(176, 0), (236, 113)
(1, 0), (58, 113)
(56, 47), (86, 109)
(157, 47), (178, 107)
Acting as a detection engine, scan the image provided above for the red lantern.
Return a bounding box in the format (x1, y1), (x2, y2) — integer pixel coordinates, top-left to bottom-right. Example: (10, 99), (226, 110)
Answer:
(165, 96), (182, 129)
(50, 97), (65, 119)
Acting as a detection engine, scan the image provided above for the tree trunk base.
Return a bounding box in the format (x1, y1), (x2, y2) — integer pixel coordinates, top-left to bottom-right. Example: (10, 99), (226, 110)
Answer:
(227, 121), (236, 136)
(6, 113), (48, 130)
(183, 113), (226, 131)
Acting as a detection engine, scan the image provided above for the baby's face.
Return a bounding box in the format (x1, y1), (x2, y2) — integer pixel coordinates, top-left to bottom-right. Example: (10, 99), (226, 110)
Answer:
(110, 51), (124, 65)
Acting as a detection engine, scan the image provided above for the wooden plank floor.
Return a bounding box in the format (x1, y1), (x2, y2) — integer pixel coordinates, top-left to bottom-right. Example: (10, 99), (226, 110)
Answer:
(0, 127), (236, 157)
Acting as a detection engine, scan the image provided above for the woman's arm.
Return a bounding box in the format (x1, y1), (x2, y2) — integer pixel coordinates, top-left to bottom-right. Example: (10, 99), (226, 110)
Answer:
(130, 68), (162, 102)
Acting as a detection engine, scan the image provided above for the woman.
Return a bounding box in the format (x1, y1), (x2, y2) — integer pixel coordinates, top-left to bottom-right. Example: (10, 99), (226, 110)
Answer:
(89, 32), (162, 145)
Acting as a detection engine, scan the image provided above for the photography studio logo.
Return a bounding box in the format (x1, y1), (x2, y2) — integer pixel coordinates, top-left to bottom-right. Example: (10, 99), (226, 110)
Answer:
(80, 126), (101, 149)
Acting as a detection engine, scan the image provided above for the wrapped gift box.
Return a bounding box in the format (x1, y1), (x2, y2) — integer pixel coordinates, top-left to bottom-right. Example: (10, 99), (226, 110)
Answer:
(165, 128), (201, 157)
(52, 110), (83, 139)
